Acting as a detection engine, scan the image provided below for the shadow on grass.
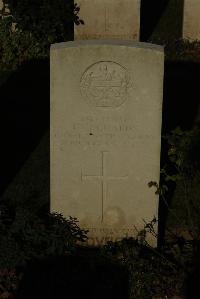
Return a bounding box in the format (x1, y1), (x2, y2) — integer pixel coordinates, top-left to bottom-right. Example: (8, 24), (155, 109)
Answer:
(163, 61), (200, 133)
(0, 59), (49, 195)
(16, 250), (129, 299)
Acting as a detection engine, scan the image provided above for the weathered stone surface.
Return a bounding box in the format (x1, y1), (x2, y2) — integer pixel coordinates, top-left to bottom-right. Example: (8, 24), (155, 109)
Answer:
(183, 0), (200, 40)
(50, 40), (164, 247)
(75, 0), (140, 41)
(0, 0), (3, 11)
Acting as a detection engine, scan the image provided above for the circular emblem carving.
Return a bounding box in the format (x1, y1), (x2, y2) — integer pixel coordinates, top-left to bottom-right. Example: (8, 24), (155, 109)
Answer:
(80, 61), (130, 108)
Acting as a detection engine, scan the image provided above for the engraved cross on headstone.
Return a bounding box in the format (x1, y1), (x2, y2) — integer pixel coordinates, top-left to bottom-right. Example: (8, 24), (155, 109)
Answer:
(81, 151), (128, 222)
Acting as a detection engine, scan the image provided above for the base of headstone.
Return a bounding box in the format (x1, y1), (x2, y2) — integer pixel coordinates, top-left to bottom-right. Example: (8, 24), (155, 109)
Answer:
(80, 224), (157, 247)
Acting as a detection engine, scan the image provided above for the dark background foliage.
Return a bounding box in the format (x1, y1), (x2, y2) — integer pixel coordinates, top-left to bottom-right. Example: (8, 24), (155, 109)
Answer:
(3, 0), (76, 42)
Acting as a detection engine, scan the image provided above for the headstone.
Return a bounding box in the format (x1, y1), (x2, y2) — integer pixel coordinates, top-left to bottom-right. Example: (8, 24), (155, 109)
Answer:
(75, 0), (141, 41)
(0, 0), (3, 11)
(183, 0), (200, 40)
(50, 40), (164, 247)
(0, 0), (12, 18)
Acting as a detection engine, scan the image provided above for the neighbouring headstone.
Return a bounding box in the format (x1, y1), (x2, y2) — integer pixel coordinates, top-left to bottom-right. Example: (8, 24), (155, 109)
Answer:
(0, 0), (12, 17)
(0, 0), (3, 11)
(74, 0), (141, 41)
(183, 0), (200, 41)
(50, 40), (164, 247)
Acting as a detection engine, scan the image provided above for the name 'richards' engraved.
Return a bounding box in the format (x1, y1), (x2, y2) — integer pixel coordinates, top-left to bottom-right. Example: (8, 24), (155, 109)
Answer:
(61, 115), (155, 148)
(80, 61), (132, 108)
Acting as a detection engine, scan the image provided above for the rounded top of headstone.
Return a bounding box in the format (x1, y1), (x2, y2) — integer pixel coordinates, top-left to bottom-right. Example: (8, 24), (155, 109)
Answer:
(51, 40), (164, 53)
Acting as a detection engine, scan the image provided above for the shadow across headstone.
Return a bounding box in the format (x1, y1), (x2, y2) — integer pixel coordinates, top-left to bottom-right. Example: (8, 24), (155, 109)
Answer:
(140, 0), (185, 42)
(140, 0), (169, 41)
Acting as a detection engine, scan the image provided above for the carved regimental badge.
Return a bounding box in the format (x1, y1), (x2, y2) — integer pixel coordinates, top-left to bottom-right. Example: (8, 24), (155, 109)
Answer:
(80, 61), (131, 108)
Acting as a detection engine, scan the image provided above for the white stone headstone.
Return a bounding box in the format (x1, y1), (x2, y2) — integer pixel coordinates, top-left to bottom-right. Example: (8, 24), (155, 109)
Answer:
(183, 0), (200, 41)
(50, 40), (164, 247)
(75, 0), (140, 41)
(0, 0), (3, 11)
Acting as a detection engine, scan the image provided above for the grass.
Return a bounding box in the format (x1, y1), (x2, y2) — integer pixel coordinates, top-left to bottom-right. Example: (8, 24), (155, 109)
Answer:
(0, 131), (50, 211)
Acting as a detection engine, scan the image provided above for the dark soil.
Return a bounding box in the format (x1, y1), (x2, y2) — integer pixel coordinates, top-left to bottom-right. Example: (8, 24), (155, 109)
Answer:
(16, 250), (129, 299)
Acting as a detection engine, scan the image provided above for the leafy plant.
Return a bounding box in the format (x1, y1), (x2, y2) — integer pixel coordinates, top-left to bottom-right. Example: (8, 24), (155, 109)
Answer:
(0, 196), (88, 297)
(149, 37), (200, 63)
(0, 0), (84, 70)
(0, 17), (46, 71)
(100, 126), (200, 298)
(101, 236), (185, 299)
(2, 0), (82, 37)
(0, 203), (88, 269)
(160, 126), (200, 239)
(0, 269), (22, 299)
(146, 126), (200, 296)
